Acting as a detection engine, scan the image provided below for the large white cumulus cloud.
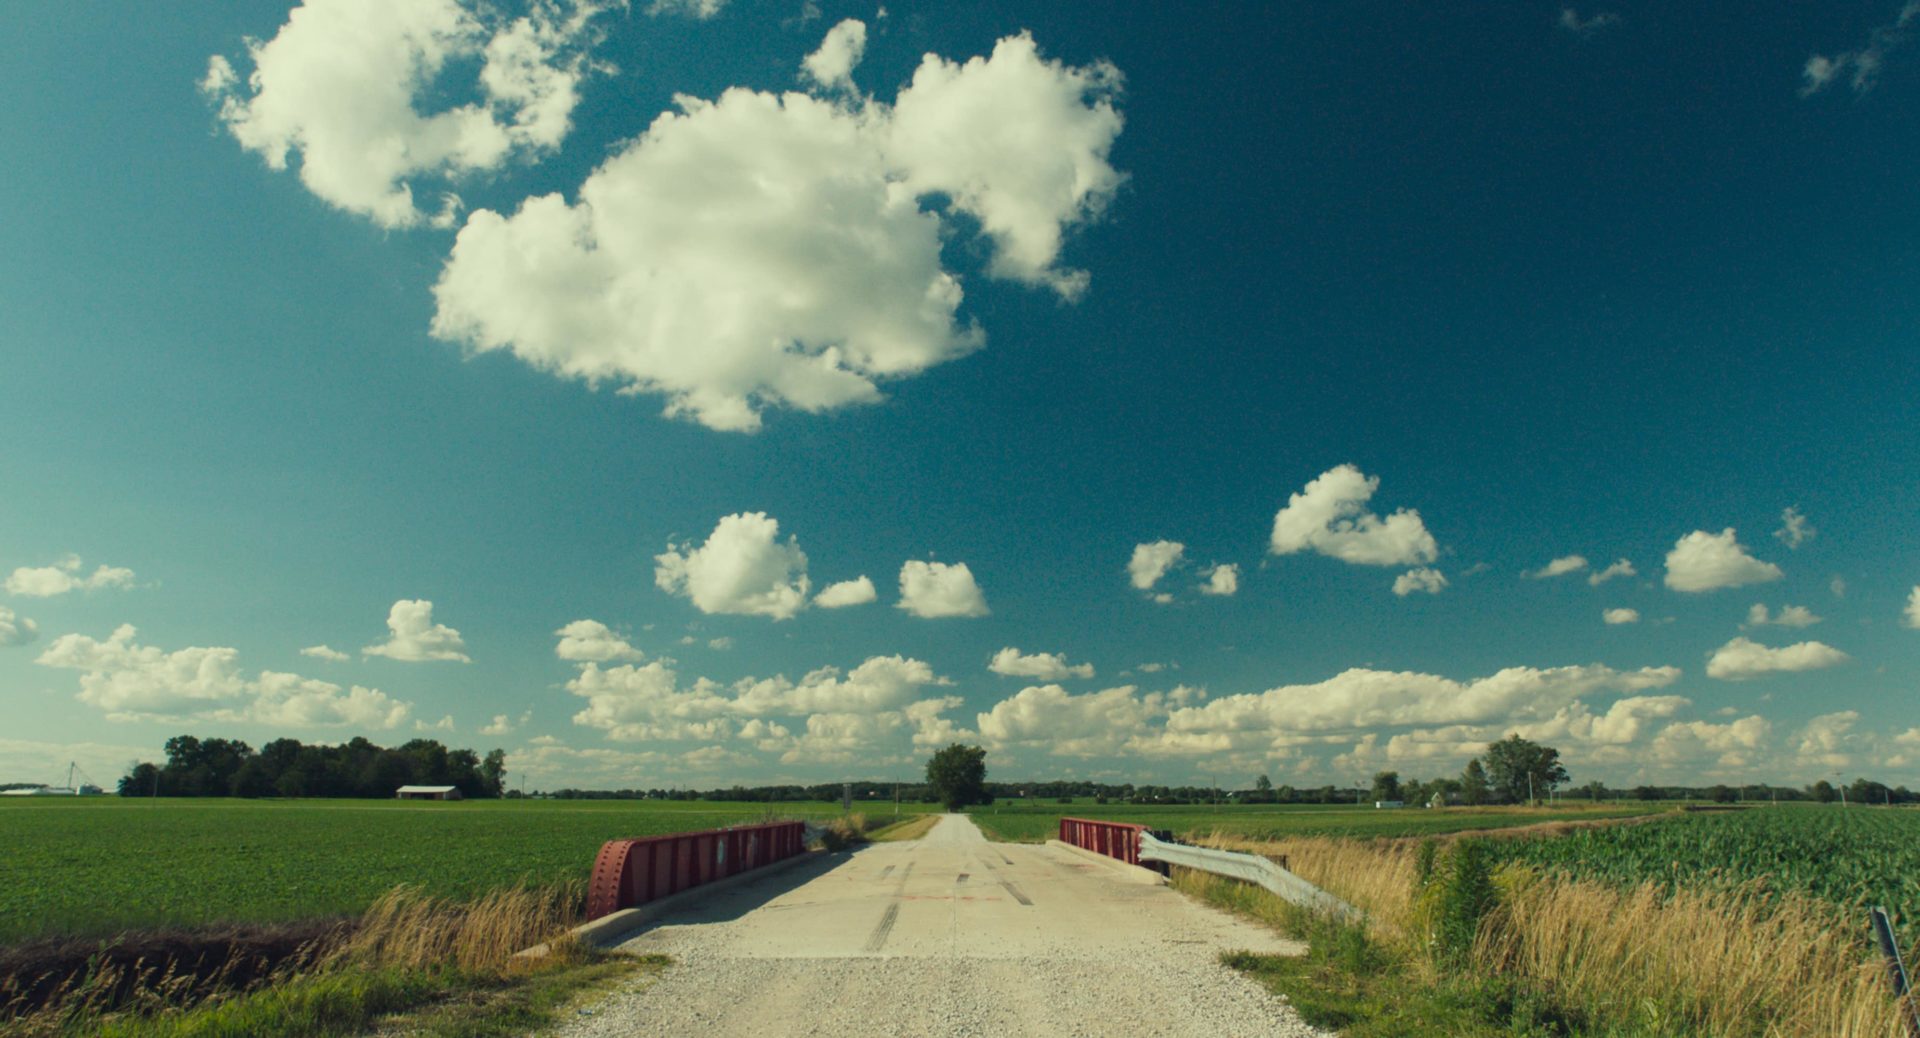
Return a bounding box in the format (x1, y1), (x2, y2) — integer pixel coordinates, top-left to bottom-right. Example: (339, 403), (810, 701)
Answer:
(203, 0), (607, 229)
(432, 30), (1125, 431)
(1269, 464), (1438, 567)
(656, 513), (812, 620)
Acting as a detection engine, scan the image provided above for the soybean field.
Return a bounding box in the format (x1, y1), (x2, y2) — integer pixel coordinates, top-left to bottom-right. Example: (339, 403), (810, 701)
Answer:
(0, 798), (930, 944)
(1494, 804), (1920, 933)
(966, 800), (1668, 844)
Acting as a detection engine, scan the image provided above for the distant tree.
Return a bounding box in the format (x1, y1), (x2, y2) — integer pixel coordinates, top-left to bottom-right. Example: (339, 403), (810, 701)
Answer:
(1254, 774), (1272, 793)
(1585, 781), (1607, 803)
(1632, 785), (1663, 802)
(925, 744), (989, 811)
(1809, 779), (1836, 803)
(1460, 760), (1490, 806)
(1708, 784), (1737, 804)
(482, 749), (508, 797)
(1370, 771), (1402, 803)
(118, 762), (161, 797)
(1483, 735), (1568, 805)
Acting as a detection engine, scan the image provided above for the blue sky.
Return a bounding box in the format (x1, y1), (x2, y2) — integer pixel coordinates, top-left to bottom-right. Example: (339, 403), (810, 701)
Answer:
(3, 0), (1917, 792)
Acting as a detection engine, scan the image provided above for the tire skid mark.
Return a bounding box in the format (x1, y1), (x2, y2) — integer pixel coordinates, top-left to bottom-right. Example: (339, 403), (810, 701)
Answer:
(864, 859), (915, 953)
(998, 879), (1033, 906)
(878, 864), (895, 880)
(863, 902), (900, 952)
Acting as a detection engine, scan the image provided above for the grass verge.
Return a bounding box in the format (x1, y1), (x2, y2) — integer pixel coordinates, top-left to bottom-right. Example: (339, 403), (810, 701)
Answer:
(866, 814), (940, 842)
(1178, 868), (1584, 1037)
(1, 884), (665, 1038)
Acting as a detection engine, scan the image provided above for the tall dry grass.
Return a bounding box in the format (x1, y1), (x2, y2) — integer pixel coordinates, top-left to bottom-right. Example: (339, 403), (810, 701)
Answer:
(331, 882), (584, 973)
(1, 882), (585, 1036)
(1203, 832), (1910, 1037)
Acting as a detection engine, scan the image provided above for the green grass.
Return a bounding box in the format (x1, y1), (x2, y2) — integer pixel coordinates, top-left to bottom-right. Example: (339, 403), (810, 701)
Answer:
(964, 800), (1668, 844)
(1183, 870), (1635, 1038)
(0, 798), (924, 944)
(68, 954), (666, 1038)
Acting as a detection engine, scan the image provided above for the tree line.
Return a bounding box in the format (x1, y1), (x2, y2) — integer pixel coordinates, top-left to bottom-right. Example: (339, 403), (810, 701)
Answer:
(119, 735), (508, 799)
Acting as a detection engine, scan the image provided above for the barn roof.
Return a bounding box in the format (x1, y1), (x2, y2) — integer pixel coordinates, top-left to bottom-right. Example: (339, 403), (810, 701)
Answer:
(396, 785), (459, 793)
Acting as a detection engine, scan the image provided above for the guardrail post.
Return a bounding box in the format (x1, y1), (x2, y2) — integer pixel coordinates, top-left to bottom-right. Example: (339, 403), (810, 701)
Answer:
(1872, 908), (1920, 1037)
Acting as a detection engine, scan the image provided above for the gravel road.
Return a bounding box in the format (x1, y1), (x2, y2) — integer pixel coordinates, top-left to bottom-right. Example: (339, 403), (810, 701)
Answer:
(553, 814), (1327, 1037)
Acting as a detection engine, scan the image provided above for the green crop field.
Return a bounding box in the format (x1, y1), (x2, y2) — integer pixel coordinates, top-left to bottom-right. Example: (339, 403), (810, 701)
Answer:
(1494, 804), (1920, 931)
(0, 798), (931, 944)
(965, 800), (1669, 844)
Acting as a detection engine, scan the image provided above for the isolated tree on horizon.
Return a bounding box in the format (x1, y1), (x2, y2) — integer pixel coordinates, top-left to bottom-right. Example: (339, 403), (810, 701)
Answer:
(1460, 759), (1489, 805)
(926, 743), (989, 812)
(1483, 734), (1568, 805)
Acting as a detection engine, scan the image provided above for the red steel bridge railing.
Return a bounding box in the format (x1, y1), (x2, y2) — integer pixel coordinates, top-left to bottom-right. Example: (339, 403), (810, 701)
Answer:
(587, 819), (807, 920)
(1057, 816), (1155, 866)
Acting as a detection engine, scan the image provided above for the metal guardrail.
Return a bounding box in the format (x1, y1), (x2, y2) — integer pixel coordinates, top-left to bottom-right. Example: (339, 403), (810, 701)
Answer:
(586, 820), (807, 920)
(1138, 833), (1363, 921)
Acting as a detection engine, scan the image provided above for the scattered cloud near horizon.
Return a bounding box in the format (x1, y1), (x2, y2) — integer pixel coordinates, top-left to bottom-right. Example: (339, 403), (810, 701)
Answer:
(37, 624), (412, 728)
(1705, 636), (1849, 681)
(989, 647), (1094, 681)
(554, 619), (645, 662)
(5, 555), (136, 598)
(1602, 607), (1640, 625)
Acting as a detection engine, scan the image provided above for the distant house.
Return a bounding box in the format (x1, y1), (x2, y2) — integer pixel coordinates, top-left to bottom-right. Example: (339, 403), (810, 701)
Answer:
(396, 785), (463, 801)
(1373, 799), (1405, 809)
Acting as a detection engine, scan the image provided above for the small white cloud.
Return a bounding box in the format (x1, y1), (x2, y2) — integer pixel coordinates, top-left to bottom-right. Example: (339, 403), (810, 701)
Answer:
(989, 647), (1093, 681)
(203, 0), (609, 228)
(479, 710), (529, 736)
(1270, 464), (1438, 567)
(1905, 586), (1920, 629)
(1705, 636), (1850, 681)
(1801, 2), (1920, 96)
(655, 513), (810, 620)
(1602, 607), (1640, 625)
(1393, 567), (1448, 597)
(1558, 8), (1620, 33)
(802, 18), (866, 91)
(1151, 592), (1174, 605)
(0, 606), (38, 647)
(897, 560), (988, 618)
(1663, 529), (1783, 593)
(1831, 576), (1848, 598)
(708, 637), (733, 650)
(415, 714), (456, 733)
(648, 0), (726, 17)
(1136, 662), (1167, 673)
(814, 576), (878, 609)
(363, 599), (471, 662)
(1199, 563), (1239, 597)
(554, 619), (645, 662)
(1774, 506), (1815, 549)
(5, 555), (137, 597)
(1526, 555), (1589, 579)
(1746, 603), (1822, 629)
(300, 644), (350, 662)
(1128, 540), (1185, 591)
(1588, 558), (1637, 586)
